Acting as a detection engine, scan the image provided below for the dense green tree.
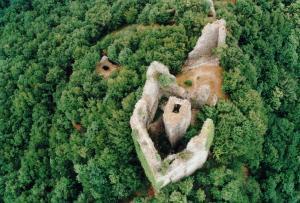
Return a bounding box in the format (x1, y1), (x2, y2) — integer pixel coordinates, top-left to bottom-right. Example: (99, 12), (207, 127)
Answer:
(0, 0), (298, 202)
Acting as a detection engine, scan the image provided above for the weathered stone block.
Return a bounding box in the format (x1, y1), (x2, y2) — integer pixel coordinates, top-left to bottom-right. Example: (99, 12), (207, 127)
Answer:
(163, 97), (191, 147)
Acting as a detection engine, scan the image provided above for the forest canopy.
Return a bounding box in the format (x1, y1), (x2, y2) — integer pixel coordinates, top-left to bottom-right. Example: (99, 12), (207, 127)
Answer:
(0, 0), (299, 202)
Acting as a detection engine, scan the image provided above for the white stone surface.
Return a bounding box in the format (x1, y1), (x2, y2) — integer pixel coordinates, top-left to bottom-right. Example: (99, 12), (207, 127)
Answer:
(194, 84), (211, 106)
(163, 97), (192, 147)
(183, 19), (226, 71)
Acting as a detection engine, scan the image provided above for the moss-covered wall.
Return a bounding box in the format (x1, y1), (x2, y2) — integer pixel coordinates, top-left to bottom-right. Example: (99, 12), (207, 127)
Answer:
(131, 130), (163, 190)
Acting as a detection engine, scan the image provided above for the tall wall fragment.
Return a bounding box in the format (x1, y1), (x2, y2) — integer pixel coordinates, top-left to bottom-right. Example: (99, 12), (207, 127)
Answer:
(183, 19), (226, 70)
(177, 19), (227, 106)
(163, 97), (191, 147)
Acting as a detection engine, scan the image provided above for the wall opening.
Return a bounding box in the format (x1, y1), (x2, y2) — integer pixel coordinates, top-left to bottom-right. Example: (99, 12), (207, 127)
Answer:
(102, 65), (110, 71)
(172, 104), (181, 113)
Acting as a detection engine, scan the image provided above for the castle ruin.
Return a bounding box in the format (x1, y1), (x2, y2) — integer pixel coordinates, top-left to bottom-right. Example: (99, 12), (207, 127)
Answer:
(130, 19), (226, 190)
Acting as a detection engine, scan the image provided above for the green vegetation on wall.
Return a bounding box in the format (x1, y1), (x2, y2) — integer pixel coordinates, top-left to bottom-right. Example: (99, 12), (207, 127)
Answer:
(131, 129), (163, 191)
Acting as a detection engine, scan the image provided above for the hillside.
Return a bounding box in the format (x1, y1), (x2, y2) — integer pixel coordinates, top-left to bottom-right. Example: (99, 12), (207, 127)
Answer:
(0, 0), (299, 202)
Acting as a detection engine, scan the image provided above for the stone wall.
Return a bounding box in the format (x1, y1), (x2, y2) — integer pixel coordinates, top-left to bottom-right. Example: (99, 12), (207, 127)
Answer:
(130, 19), (226, 190)
(183, 19), (226, 71)
(130, 61), (214, 190)
(177, 19), (227, 106)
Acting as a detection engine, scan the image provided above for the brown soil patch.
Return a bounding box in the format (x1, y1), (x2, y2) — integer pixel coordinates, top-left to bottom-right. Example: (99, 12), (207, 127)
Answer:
(191, 109), (200, 125)
(176, 64), (226, 105)
(96, 57), (119, 79)
(242, 165), (249, 179)
(147, 186), (155, 198)
(73, 123), (83, 133)
(148, 116), (164, 138)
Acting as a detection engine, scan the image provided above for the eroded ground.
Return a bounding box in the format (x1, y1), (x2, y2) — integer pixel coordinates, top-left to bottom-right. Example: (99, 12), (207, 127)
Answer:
(176, 64), (226, 106)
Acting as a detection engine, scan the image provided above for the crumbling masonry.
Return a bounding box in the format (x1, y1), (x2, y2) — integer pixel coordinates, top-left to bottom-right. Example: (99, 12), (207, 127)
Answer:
(130, 19), (226, 190)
